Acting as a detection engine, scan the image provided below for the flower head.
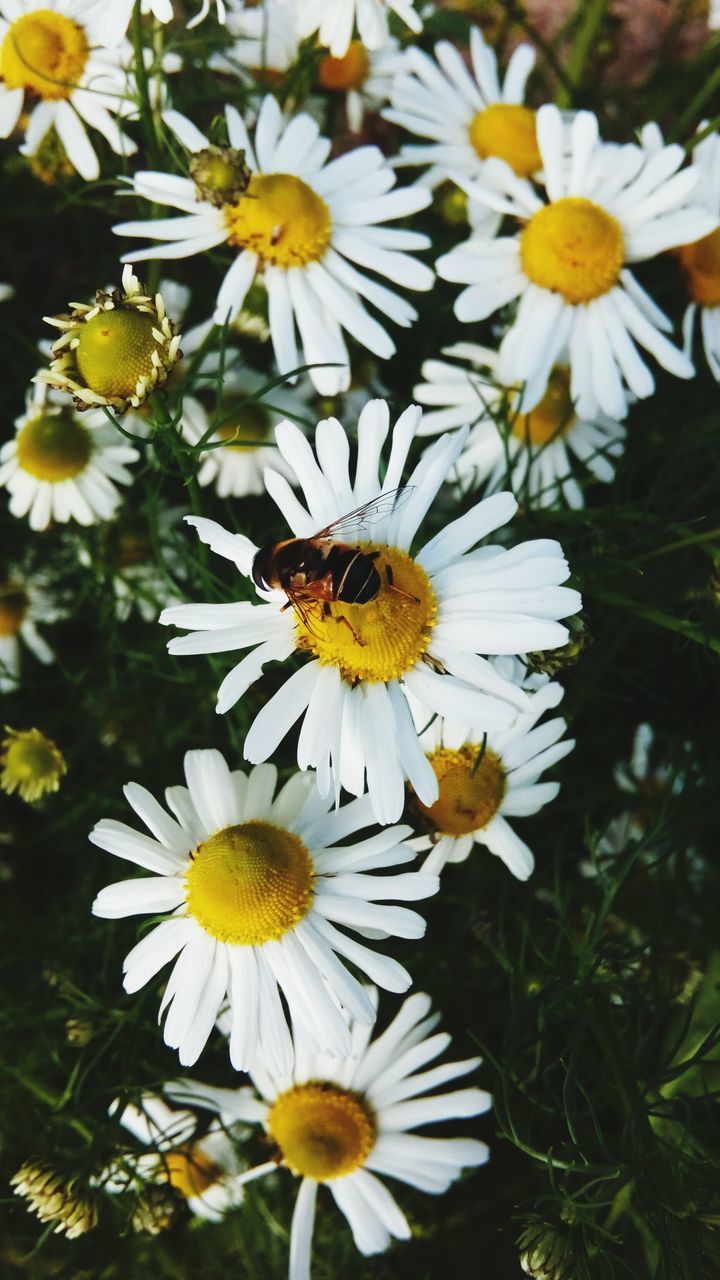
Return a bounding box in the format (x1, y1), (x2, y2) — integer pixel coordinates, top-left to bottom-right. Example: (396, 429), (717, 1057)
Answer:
(1, 727), (66, 802)
(0, 570), (57, 692)
(11, 1159), (98, 1239)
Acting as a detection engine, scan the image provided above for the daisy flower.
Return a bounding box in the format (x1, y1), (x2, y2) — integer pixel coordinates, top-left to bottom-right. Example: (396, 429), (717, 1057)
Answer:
(409, 659), (574, 879)
(160, 400), (582, 824)
(104, 1093), (246, 1222)
(597, 723), (683, 856)
(436, 105), (718, 419)
(0, 727), (66, 803)
(0, 282), (13, 301)
(293, 0), (422, 57)
(413, 343), (626, 508)
(0, 0), (137, 181)
(676, 128), (720, 380)
(81, 0), (229, 48)
(0, 383), (138, 531)
(91, 749), (438, 1070)
(168, 986), (490, 1274)
(0, 569), (57, 691)
(113, 95), (434, 395)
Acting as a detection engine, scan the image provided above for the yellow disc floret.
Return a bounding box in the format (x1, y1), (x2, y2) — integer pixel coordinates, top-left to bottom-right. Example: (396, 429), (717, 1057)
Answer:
(16, 412), (91, 482)
(318, 41), (370, 92)
(1, 10), (88, 100)
(469, 103), (541, 178)
(512, 365), (575, 445)
(75, 310), (164, 401)
(268, 1083), (376, 1180)
(162, 1147), (222, 1200)
(677, 227), (720, 307)
(225, 174), (332, 268)
(418, 744), (506, 835)
(185, 820), (314, 946)
(520, 197), (625, 305)
(1, 727), (67, 803)
(295, 544), (437, 684)
(0, 583), (28, 636)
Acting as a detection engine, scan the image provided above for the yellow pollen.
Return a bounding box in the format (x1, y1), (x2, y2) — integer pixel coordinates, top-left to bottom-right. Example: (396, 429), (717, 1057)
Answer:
(184, 820), (314, 946)
(1, 728), (67, 804)
(224, 174), (332, 268)
(295, 544), (437, 684)
(418, 744), (506, 836)
(520, 197), (624, 305)
(511, 365), (576, 445)
(468, 103), (541, 178)
(267, 1083), (376, 1180)
(1, 11), (88, 100)
(0, 583), (28, 636)
(16, 412), (91, 482)
(216, 402), (271, 451)
(677, 228), (720, 307)
(161, 1147), (222, 1200)
(74, 309), (164, 400)
(318, 41), (370, 92)
(108, 526), (152, 569)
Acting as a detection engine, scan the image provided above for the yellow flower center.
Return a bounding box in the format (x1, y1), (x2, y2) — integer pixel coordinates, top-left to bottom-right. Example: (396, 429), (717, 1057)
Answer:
(1, 10), (88, 101)
(677, 227), (720, 307)
(1, 728), (67, 803)
(184, 820), (314, 946)
(74, 309), (164, 400)
(162, 1147), (222, 1200)
(520, 197), (625, 305)
(216, 402), (271, 451)
(418, 744), (506, 835)
(267, 1083), (376, 1181)
(15, 412), (91, 482)
(224, 174), (332, 268)
(295, 544), (437, 684)
(318, 41), (370, 91)
(469, 103), (541, 178)
(107, 526), (152, 569)
(0, 583), (28, 636)
(511, 365), (576, 445)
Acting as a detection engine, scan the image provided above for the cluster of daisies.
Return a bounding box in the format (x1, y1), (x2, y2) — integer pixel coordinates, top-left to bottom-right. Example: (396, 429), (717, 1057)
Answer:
(1, 0), (715, 1272)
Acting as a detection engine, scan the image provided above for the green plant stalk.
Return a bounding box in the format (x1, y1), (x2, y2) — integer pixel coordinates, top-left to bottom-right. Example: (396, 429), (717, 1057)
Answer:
(556, 0), (607, 108)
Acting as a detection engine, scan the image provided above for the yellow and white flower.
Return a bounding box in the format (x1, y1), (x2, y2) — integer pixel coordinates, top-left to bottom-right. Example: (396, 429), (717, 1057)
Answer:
(0, 0), (136, 180)
(292, 0), (422, 57)
(91, 749), (437, 1070)
(169, 987), (490, 1274)
(676, 128), (720, 381)
(161, 400), (581, 824)
(0, 570), (56, 692)
(437, 105), (718, 420)
(0, 726), (66, 802)
(114, 95), (433, 395)
(414, 343), (626, 508)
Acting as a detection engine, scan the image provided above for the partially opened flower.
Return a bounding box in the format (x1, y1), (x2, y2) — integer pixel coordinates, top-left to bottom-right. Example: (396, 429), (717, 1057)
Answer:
(293, 0), (422, 57)
(91, 749), (437, 1071)
(0, 570), (57, 692)
(161, 401), (581, 823)
(169, 987), (490, 1275)
(1, 727), (67, 803)
(11, 1160), (97, 1239)
(0, 0), (136, 181)
(113, 96), (433, 395)
(676, 128), (720, 380)
(437, 105), (717, 419)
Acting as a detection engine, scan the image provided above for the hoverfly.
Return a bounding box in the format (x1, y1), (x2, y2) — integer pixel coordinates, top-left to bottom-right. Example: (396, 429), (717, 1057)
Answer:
(252, 487), (416, 642)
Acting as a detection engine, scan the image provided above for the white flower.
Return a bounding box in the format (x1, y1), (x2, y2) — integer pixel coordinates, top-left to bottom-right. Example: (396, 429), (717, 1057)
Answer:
(293, 0), (422, 58)
(409, 658), (574, 879)
(160, 400), (581, 824)
(0, 282), (13, 301)
(437, 104), (718, 420)
(597, 723), (683, 857)
(168, 987), (490, 1274)
(79, 0), (229, 47)
(91, 749), (438, 1071)
(104, 1092), (246, 1221)
(414, 343), (626, 508)
(114, 96), (433, 396)
(0, 0), (137, 180)
(0, 570), (58, 692)
(676, 129), (720, 380)
(0, 382), (138, 531)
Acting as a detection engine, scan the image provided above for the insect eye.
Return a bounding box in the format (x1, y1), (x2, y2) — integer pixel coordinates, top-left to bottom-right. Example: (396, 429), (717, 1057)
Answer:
(252, 548), (271, 590)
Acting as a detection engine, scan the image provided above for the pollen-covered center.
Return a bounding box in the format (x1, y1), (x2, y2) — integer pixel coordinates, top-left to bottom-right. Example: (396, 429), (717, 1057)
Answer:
(295, 544), (437, 684)
(512, 365), (576, 445)
(74, 310), (164, 400)
(1, 10), (89, 100)
(318, 41), (370, 91)
(469, 103), (541, 177)
(2, 733), (58, 784)
(677, 227), (720, 307)
(162, 1147), (222, 1199)
(184, 820), (314, 946)
(216, 402), (271, 451)
(520, 197), (624, 305)
(0, 583), (28, 636)
(267, 1083), (376, 1181)
(224, 173), (332, 268)
(418, 744), (506, 835)
(16, 412), (91, 482)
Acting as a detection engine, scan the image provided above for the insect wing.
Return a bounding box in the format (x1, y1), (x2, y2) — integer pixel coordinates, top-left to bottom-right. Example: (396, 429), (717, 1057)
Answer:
(312, 487), (415, 543)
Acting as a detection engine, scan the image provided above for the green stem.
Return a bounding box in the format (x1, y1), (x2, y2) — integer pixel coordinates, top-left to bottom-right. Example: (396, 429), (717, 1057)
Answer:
(585, 587), (720, 656)
(132, 0), (158, 163)
(3, 1067), (93, 1144)
(555, 0), (607, 109)
(671, 59), (720, 142)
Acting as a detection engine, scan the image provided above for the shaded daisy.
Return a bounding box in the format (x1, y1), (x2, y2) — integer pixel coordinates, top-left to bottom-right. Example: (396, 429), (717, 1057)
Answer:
(0, 0), (136, 181)
(437, 105), (717, 419)
(91, 749), (437, 1070)
(161, 400), (581, 824)
(0, 570), (57, 692)
(293, 0), (422, 57)
(0, 727), (66, 803)
(408, 659), (574, 879)
(169, 986), (490, 1274)
(0, 382), (138, 531)
(113, 95), (433, 395)
(676, 128), (720, 380)
(597, 723), (684, 856)
(414, 343), (626, 508)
